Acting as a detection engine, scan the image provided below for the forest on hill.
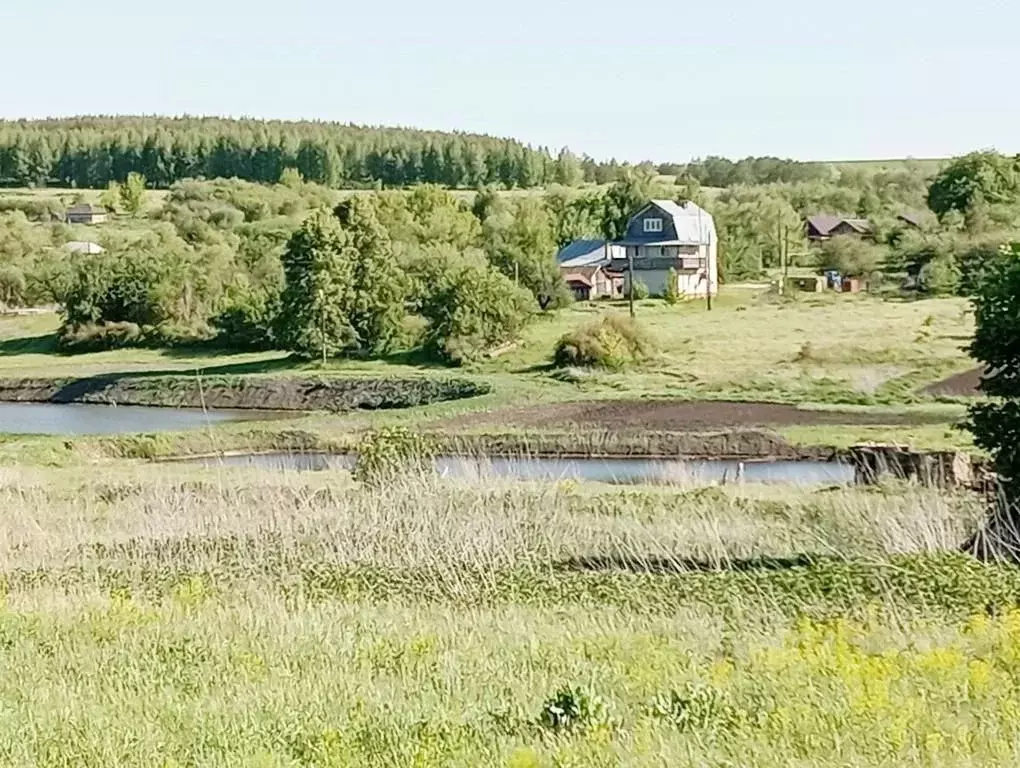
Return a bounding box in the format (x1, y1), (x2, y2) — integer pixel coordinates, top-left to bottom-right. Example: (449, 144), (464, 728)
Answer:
(0, 116), (570, 190)
(0, 115), (888, 191)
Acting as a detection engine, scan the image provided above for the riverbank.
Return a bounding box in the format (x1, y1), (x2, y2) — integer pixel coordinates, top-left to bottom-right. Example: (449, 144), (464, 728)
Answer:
(0, 374), (489, 411)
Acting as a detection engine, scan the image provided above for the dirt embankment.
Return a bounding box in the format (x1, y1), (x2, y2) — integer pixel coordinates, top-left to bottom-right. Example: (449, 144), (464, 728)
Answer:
(436, 429), (839, 461)
(921, 367), (986, 398)
(0, 375), (489, 412)
(444, 400), (957, 432)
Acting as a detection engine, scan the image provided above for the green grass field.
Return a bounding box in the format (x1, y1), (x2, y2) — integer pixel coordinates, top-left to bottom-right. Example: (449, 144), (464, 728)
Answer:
(0, 463), (1012, 766)
(0, 289), (974, 401)
(0, 288), (977, 460)
(0, 276), (1008, 764)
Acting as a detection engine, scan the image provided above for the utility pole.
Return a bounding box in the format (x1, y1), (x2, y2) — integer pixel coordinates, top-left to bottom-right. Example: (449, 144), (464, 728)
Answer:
(699, 205), (712, 311)
(783, 225), (791, 285)
(705, 229), (712, 312)
(628, 246), (635, 318)
(777, 216), (784, 295)
(318, 288), (327, 367)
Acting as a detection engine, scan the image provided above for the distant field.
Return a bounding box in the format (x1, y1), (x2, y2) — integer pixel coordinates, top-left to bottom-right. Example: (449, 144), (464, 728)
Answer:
(0, 186), (170, 214)
(0, 179), (719, 205)
(831, 157), (948, 175)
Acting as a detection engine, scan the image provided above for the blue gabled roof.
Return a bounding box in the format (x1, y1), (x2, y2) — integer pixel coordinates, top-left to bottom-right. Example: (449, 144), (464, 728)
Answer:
(556, 239), (606, 266)
(556, 239), (627, 267)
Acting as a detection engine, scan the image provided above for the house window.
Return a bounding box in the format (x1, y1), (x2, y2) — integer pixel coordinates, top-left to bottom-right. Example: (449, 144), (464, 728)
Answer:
(643, 218), (663, 233)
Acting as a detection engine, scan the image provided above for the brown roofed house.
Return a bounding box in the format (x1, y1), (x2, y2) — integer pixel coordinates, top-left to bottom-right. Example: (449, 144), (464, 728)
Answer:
(806, 214), (873, 242)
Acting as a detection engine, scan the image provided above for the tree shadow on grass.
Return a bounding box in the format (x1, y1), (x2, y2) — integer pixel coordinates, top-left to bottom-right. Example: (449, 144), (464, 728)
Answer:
(0, 333), (60, 357)
(555, 553), (815, 575)
(160, 342), (456, 372)
(44, 358), (304, 399)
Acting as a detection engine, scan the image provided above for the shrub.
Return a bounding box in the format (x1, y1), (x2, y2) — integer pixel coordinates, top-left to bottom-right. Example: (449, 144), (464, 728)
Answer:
(538, 686), (610, 732)
(414, 245), (534, 365)
(353, 427), (435, 485)
(664, 267), (680, 305)
(0, 265), (27, 307)
(213, 287), (281, 351)
(919, 255), (961, 296)
(57, 322), (143, 352)
(553, 314), (655, 371)
(816, 235), (884, 278)
(631, 279), (650, 300)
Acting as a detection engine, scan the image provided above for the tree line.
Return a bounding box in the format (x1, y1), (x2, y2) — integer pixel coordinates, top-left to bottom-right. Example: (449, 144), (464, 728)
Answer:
(0, 116), (887, 192)
(0, 117), (587, 190)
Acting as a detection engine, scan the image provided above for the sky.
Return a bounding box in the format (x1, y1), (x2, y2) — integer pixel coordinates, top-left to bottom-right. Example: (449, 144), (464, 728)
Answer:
(1, 0), (1017, 164)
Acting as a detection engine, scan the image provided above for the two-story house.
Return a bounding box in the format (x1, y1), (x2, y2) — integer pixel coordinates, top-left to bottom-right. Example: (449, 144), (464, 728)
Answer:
(612, 200), (718, 297)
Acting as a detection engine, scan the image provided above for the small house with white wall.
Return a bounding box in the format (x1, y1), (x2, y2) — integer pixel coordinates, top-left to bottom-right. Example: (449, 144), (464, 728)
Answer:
(555, 239), (626, 300)
(613, 200), (718, 297)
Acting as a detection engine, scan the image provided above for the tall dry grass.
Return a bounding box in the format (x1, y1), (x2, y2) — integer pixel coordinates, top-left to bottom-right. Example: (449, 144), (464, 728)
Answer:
(0, 464), (1013, 766)
(0, 465), (983, 578)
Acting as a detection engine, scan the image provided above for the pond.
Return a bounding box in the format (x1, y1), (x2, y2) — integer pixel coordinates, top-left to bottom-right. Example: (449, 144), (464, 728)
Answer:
(0, 402), (281, 436)
(180, 452), (854, 486)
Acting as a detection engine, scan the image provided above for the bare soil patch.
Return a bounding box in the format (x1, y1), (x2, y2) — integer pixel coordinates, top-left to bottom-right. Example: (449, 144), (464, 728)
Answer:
(0, 375), (488, 411)
(921, 367), (985, 398)
(445, 400), (956, 432)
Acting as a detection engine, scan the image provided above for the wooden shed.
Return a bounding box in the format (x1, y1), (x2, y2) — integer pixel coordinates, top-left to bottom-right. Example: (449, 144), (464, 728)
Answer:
(785, 275), (825, 293)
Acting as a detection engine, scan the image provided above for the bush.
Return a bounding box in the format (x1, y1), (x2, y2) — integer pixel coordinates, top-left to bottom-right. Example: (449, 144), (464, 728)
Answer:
(918, 254), (961, 296)
(58, 322), (143, 352)
(213, 286), (281, 351)
(664, 267), (680, 305)
(0, 265), (27, 307)
(414, 245), (534, 365)
(353, 427), (435, 485)
(816, 235), (884, 278)
(631, 280), (650, 300)
(553, 315), (655, 371)
(538, 686), (610, 732)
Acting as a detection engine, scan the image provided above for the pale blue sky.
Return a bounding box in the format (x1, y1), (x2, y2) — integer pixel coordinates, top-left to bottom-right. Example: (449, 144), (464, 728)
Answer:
(1, 0), (1016, 163)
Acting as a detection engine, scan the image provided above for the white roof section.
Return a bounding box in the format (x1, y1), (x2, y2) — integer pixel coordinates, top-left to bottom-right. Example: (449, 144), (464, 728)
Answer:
(556, 239), (625, 268)
(648, 199), (716, 244)
(65, 241), (104, 254)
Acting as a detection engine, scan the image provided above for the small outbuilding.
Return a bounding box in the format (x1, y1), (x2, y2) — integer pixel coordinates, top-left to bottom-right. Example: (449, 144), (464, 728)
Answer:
(556, 239), (625, 300)
(64, 241), (104, 255)
(65, 204), (108, 225)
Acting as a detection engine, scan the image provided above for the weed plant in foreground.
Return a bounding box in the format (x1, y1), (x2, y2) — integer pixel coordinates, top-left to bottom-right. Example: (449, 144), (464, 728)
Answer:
(0, 465), (1017, 765)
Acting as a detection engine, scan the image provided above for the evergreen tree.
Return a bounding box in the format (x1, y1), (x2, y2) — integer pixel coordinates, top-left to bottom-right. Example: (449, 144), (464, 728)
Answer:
(120, 172), (147, 216)
(334, 197), (407, 353)
(276, 211), (357, 360)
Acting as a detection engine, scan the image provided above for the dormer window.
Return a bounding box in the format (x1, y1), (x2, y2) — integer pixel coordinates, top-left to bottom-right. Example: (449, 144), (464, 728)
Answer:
(643, 218), (663, 233)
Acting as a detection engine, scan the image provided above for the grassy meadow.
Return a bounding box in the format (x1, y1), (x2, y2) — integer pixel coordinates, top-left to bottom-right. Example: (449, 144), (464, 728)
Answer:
(0, 270), (1009, 763)
(0, 286), (977, 461)
(0, 287), (973, 402)
(0, 462), (1015, 766)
